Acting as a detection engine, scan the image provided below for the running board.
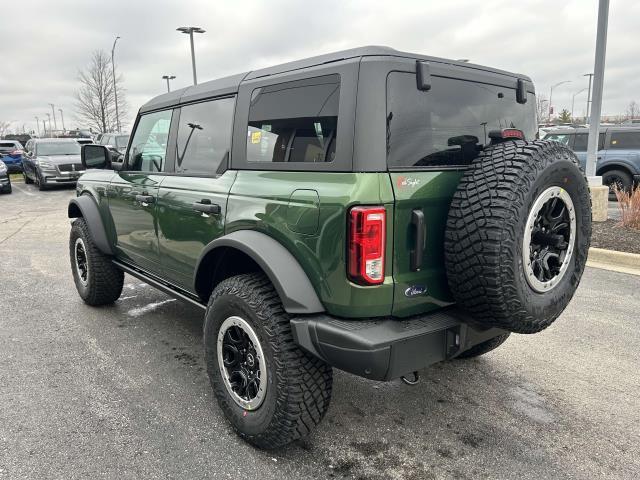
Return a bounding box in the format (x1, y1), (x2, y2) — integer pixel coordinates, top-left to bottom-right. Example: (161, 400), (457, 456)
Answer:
(112, 260), (206, 311)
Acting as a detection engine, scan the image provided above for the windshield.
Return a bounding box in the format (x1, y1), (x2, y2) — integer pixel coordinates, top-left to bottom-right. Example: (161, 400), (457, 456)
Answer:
(37, 142), (81, 156)
(115, 135), (129, 149)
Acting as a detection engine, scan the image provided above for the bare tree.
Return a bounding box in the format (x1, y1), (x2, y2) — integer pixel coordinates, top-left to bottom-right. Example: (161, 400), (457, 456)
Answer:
(536, 95), (549, 123)
(0, 121), (11, 138)
(626, 100), (639, 120)
(74, 50), (127, 133)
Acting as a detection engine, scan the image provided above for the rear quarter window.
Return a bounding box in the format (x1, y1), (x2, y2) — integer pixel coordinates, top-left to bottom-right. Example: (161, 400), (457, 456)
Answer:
(246, 74), (340, 164)
(609, 131), (640, 149)
(386, 73), (536, 169)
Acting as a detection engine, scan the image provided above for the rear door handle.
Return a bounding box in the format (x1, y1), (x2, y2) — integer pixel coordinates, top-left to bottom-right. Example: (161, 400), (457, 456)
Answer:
(410, 209), (426, 271)
(192, 200), (221, 215)
(135, 194), (154, 204)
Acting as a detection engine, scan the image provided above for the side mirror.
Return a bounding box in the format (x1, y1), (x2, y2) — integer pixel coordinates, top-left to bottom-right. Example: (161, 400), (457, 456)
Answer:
(81, 144), (112, 170)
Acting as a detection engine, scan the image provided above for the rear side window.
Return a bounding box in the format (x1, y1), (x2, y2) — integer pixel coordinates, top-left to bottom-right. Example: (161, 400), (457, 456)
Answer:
(246, 75), (340, 163)
(0, 142), (18, 149)
(609, 131), (640, 149)
(386, 73), (536, 168)
(175, 97), (234, 175)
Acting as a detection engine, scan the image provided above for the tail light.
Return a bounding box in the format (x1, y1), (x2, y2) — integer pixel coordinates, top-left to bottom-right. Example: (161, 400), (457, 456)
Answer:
(348, 206), (386, 285)
(488, 128), (524, 141)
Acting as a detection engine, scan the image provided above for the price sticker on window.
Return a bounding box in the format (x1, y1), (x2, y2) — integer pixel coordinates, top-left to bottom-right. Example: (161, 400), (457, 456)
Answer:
(251, 131), (262, 144)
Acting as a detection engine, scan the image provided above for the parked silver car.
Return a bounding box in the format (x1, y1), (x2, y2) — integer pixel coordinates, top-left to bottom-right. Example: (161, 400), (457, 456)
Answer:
(22, 138), (85, 190)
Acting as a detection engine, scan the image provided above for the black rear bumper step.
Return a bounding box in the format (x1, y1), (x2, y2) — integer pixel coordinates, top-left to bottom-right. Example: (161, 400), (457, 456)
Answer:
(291, 308), (504, 381)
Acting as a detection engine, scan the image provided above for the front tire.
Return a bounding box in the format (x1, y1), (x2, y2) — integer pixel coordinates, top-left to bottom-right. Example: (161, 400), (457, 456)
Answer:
(23, 171), (33, 184)
(35, 170), (47, 191)
(204, 273), (333, 449)
(69, 217), (124, 306)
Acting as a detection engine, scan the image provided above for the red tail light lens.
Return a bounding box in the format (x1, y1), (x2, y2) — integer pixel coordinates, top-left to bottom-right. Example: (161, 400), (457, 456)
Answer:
(501, 128), (524, 139)
(348, 206), (386, 285)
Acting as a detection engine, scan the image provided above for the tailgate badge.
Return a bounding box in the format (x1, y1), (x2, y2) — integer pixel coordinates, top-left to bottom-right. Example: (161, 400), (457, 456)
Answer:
(405, 285), (427, 297)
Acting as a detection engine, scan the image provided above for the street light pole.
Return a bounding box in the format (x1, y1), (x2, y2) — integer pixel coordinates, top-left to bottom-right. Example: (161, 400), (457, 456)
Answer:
(111, 35), (121, 132)
(571, 88), (588, 121)
(162, 75), (176, 93)
(177, 27), (205, 85)
(586, 0), (610, 180)
(48, 103), (58, 132)
(584, 73), (594, 121)
(58, 108), (66, 132)
(44, 118), (49, 137)
(46, 113), (51, 136)
(35, 116), (40, 136)
(548, 81), (571, 122)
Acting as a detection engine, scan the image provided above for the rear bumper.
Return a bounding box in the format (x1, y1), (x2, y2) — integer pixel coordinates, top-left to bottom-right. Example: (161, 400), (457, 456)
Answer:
(291, 308), (506, 381)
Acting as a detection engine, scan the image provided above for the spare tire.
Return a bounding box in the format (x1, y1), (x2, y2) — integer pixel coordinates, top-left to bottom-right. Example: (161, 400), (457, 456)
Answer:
(444, 140), (591, 334)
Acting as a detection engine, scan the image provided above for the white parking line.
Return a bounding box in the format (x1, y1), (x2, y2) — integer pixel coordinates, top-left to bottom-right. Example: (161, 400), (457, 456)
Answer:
(12, 183), (36, 197)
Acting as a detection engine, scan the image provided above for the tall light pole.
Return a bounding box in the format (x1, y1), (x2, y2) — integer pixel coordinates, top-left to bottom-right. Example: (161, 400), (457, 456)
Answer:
(43, 118), (49, 137)
(162, 75), (176, 93)
(58, 108), (66, 132)
(111, 35), (121, 132)
(35, 116), (40, 136)
(584, 73), (594, 121)
(48, 103), (58, 131)
(46, 113), (51, 136)
(586, 0), (610, 180)
(571, 88), (588, 121)
(177, 26), (205, 85)
(548, 81), (571, 122)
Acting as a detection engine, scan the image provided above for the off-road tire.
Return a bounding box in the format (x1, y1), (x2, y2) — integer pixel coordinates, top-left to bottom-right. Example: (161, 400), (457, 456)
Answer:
(456, 333), (511, 359)
(204, 273), (333, 449)
(445, 140), (591, 334)
(602, 169), (632, 200)
(69, 217), (124, 305)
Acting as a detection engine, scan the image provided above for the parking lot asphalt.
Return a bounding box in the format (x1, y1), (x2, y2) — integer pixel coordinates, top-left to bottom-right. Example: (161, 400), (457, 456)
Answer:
(1, 183), (639, 480)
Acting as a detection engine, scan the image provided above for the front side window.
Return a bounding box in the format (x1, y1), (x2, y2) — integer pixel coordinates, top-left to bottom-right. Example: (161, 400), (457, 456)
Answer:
(127, 110), (173, 172)
(176, 97), (234, 175)
(573, 133), (605, 151)
(609, 131), (640, 150)
(246, 75), (340, 163)
(386, 73), (536, 168)
(545, 133), (573, 147)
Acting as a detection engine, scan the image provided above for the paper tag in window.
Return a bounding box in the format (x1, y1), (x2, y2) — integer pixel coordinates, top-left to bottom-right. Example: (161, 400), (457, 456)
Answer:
(251, 131), (262, 144)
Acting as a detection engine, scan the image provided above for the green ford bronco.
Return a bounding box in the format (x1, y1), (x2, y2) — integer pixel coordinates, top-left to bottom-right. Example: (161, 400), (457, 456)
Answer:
(69, 46), (591, 449)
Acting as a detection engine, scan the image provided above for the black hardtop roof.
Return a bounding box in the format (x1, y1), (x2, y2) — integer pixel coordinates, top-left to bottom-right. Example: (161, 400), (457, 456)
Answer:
(140, 45), (532, 113)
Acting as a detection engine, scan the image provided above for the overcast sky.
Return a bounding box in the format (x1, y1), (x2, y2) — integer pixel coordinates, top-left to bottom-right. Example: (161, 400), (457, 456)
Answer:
(1, 0), (638, 133)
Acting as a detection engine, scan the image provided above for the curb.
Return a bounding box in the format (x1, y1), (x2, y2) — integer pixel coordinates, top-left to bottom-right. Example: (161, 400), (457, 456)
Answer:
(587, 247), (640, 276)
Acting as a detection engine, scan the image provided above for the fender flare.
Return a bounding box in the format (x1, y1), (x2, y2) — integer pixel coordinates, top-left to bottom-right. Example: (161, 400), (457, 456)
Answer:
(68, 196), (114, 255)
(195, 230), (325, 314)
(596, 158), (639, 177)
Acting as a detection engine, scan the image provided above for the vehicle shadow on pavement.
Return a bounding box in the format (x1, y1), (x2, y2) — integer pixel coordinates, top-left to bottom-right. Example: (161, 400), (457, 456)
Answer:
(103, 283), (613, 480)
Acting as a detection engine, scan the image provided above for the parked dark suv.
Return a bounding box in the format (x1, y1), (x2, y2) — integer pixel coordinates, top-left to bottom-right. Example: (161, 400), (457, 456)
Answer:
(543, 126), (640, 196)
(68, 46), (591, 449)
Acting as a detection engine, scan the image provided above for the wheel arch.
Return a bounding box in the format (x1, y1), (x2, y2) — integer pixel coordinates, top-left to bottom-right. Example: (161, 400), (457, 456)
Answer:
(194, 230), (325, 314)
(596, 161), (636, 178)
(67, 195), (114, 255)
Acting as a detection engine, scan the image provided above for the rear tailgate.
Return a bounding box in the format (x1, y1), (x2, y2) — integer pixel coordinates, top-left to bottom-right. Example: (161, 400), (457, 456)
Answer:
(386, 68), (536, 317)
(389, 171), (461, 316)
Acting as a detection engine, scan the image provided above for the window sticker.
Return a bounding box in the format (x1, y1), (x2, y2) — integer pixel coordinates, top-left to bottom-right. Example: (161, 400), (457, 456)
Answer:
(251, 131), (262, 144)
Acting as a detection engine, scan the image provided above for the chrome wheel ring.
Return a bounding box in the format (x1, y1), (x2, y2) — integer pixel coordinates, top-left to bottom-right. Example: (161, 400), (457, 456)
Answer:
(74, 237), (89, 287)
(217, 316), (267, 410)
(522, 186), (576, 293)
